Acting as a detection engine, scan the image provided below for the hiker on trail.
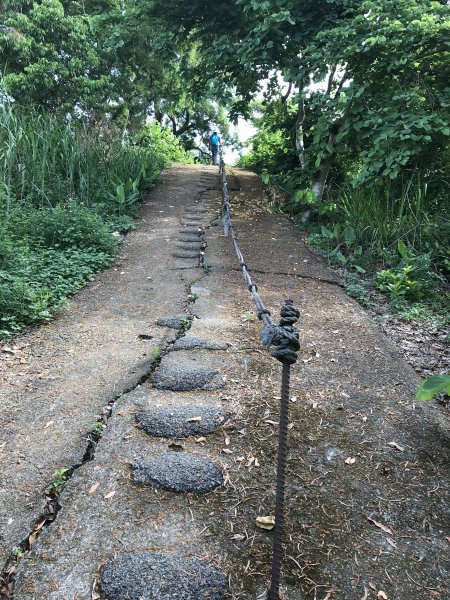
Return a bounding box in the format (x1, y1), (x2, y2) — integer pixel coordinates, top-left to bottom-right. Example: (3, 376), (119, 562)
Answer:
(208, 131), (221, 165)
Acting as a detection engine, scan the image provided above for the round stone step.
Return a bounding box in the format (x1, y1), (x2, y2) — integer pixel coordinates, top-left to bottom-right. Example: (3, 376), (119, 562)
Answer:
(100, 551), (226, 599)
(133, 453), (223, 493)
(176, 243), (202, 251)
(151, 367), (225, 391)
(156, 316), (192, 329)
(179, 228), (204, 235)
(136, 405), (230, 438)
(178, 235), (201, 242)
(185, 207), (208, 214)
(171, 336), (229, 351)
(172, 251), (199, 259)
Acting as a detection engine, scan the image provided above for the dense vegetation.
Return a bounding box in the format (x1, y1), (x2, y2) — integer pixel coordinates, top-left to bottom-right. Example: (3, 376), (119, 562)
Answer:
(0, 107), (190, 338)
(1, 0), (449, 337)
(155, 0), (450, 321)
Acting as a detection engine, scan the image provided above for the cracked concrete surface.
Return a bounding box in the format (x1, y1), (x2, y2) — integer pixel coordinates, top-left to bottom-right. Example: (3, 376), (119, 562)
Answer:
(1, 164), (449, 600)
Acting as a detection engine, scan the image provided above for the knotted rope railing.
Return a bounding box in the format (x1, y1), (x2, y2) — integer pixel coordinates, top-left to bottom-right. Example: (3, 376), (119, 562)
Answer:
(218, 148), (300, 599)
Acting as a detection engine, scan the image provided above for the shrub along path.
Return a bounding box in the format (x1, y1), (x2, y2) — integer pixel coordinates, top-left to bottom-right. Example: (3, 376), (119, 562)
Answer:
(0, 165), (448, 599)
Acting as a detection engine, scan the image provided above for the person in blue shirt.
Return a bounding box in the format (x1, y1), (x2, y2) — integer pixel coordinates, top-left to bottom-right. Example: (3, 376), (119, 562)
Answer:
(208, 131), (222, 165)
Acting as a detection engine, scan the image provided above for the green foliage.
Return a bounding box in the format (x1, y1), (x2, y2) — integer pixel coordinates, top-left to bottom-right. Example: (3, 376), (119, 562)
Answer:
(22, 203), (118, 253)
(47, 468), (70, 494)
(416, 374), (450, 401)
(0, 106), (188, 340)
(0, 246), (114, 338)
(90, 421), (106, 440)
(137, 122), (194, 165)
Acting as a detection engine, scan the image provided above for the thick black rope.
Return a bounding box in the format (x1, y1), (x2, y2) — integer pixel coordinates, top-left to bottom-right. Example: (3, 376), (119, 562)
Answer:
(219, 150), (300, 364)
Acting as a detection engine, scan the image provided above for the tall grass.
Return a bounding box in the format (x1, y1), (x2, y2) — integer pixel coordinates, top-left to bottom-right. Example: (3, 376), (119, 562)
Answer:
(338, 175), (450, 259)
(0, 105), (190, 339)
(0, 105), (172, 214)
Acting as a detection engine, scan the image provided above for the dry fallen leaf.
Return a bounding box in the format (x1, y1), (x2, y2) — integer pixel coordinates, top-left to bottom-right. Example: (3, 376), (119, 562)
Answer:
(195, 437), (206, 443)
(187, 416), (202, 423)
(256, 515), (275, 530)
(367, 517), (393, 535)
(103, 490), (116, 500)
(388, 441), (405, 452)
(386, 537), (397, 549)
(87, 482), (100, 495)
(369, 581), (377, 591)
(345, 457), (356, 465)
(44, 421), (54, 429)
(223, 432), (230, 446)
(222, 448), (233, 454)
(265, 420), (278, 426)
(28, 520), (46, 546)
(378, 592), (388, 599)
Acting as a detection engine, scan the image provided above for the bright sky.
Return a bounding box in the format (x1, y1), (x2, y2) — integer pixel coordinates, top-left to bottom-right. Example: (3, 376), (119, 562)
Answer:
(224, 117), (257, 165)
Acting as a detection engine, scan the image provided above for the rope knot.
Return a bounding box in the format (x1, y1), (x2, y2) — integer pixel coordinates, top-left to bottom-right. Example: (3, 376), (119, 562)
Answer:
(261, 300), (300, 364)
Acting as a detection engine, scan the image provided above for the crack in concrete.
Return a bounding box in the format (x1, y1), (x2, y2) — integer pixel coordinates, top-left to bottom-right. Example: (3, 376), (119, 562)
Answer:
(210, 264), (344, 288)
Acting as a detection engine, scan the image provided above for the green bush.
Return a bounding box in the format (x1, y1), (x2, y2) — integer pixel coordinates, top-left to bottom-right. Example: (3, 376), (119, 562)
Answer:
(0, 247), (114, 337)
(22, 203), (118, 253)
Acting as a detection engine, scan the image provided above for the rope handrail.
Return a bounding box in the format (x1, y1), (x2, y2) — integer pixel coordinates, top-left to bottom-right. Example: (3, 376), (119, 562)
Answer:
(218, 148), (301, 600)
(218, 149), (300, 365)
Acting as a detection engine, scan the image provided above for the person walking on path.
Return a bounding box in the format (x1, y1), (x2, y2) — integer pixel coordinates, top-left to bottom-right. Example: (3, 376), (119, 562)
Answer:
(208, 130), (221, 165)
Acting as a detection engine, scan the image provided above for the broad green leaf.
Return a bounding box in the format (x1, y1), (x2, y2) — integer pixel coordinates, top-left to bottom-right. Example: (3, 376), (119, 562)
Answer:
(416, 375), (450, 401)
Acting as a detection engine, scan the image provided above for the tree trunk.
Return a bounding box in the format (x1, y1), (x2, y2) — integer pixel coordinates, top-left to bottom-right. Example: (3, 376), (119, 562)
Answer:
(312, 128), (337, 201)
(312, 156), (334, 200)
(295, 98), (305, 169)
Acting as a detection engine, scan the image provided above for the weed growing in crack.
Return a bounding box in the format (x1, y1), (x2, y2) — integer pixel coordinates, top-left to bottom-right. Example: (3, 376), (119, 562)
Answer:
(89, 421), (105, 441)
(188, 292), (198, 302)
(180, 318), (192, 332)
(47, 468), (70, 495)
(149, 346), (161, 359)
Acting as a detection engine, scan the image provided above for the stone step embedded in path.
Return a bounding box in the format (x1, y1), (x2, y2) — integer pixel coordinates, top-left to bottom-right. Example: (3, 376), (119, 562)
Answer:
(133, 452), (224, 493)
(178, 235), (203, 242)
(170, 336), (229, 351)
(135, 405), (230, 438)
(172, 251), (199, 259)
(151, 366), (225, 391)
(156, 315), (192, 329)
(185, 207), (209, 214)
(176, 243), (202, 251)
(178, 227), (204, 235)
(100, 552), (226, 600)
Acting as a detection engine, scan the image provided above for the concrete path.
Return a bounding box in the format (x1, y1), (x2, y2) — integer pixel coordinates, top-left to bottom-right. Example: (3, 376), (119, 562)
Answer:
(0, 165), (448, 600)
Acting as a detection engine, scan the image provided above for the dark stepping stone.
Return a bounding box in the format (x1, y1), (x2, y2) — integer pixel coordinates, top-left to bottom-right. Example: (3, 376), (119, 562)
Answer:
(156, 316), (192, 329)
(171, 336), (229, 351)
(100, 551), (226, 599)
(151, 367), (225, 391)
(172, 251), (198, 259)
(133, 453), (223, 493)
(136, 405), (230, 438)
(176, 243), (202, 251)
(185, 208), (208, 213)
(179, 235), (201, 242)
(182, 220), (203, 226)
(179, 228), (204, 235)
